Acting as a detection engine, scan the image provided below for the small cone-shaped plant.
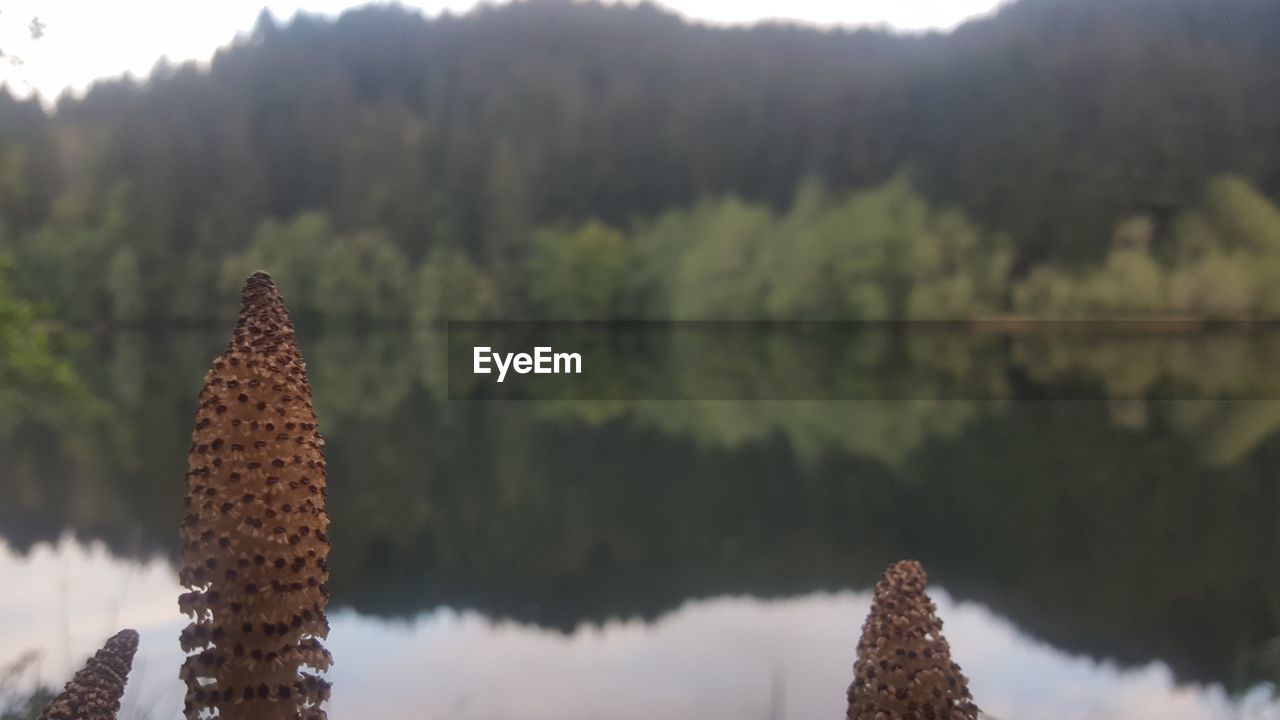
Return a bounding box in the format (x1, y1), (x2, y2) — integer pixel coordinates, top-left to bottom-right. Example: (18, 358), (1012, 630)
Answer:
(846, 560), (980, 720)
(38, 628), (139, 720)
(179, 272), (332, 719)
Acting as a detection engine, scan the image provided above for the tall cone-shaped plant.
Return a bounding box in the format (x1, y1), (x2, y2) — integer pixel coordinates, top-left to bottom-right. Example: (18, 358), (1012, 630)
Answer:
(179, 272), (332, 719)
(38, 629), (139, 720)
(846, 560), (980, 720)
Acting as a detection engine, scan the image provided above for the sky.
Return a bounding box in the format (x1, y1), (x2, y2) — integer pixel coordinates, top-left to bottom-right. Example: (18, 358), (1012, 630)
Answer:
(0, 0), (1007, 103)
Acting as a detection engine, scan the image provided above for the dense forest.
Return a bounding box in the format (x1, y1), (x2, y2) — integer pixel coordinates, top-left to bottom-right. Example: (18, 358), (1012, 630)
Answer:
(2, 0), (1280, 327)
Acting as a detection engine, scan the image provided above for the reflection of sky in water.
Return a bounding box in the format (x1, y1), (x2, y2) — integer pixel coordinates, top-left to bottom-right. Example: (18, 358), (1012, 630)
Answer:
(3, 538), (1277, 720)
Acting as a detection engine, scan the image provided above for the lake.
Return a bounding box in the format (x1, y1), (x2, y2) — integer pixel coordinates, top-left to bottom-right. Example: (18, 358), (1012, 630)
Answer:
(2, 327), (1279, 719)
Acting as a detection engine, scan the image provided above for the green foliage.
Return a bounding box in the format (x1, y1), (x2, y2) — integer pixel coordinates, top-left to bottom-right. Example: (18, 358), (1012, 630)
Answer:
(1014, 249), (1167, 318)
(413, 246), (500, 324)
(313, 229), (411, 325)
(211, 174), (1280, 324)
(1164, 251), (1256, 318)
(667, 199), (775, 320)
(822, 177), (1010, 319)
(661, 177), (1012, 320)
(1196, 176), (1280, 256)
(1013, 175), (1280, 319)
(225, 214), (411, 324)
(308, 332), (415, 427)
(0, 180), (153, 327)
(6, 203), (112, 326)
(483, 137), (533, 315)
(1167, 177), (1280, 317)
(0, 145), (32, 212)
(222, 212), (335, 315)
(528, 220), (629, 320)
(0, 254), (94, 434)
(169, 220), (228, 324)
(106, 246), (144, 324)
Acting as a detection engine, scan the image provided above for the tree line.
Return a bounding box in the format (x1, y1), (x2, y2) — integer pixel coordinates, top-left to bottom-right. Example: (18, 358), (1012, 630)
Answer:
(1, 0), (1280, 325)
(8, 169), (1280, 327)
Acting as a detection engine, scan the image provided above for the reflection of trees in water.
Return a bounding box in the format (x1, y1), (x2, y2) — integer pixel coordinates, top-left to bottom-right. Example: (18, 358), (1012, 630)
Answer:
(1, 331), (1279, 693)
(1168, 401), (1280, 466)
(309, 332), (415, 428)
(0, 330), (219, 557)
(1013, 331), (1280, 464)
(322, 397), (1280, 692)
(520, 327), (1010, 467)
(904, 402), (1280, 694)
(1013, 332), (1280, 401)
(575, 400), (981, 469)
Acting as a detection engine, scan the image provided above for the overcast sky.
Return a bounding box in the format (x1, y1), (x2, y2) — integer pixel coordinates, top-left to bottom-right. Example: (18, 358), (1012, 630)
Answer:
(0, 0), (1007, 102)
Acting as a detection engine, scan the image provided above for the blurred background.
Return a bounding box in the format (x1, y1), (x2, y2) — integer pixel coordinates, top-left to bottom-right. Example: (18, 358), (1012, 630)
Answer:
(2, 0), (1280, 718)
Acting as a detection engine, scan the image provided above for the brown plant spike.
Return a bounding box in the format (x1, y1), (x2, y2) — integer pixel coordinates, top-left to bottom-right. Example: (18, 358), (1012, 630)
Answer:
(846, 560), (980, 720)
(38, 628), (139, 720)
(179, 272), (332, 720)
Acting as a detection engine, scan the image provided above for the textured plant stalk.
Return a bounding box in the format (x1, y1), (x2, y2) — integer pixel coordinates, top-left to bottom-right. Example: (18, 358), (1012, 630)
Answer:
(846, 560), (980, 720)
(38, 628), (139, 720)
(179, 272), (332, 719)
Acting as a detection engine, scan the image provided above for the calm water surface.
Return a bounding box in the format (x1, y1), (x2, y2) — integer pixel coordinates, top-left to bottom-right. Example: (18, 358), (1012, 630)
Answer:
(2, 329), (1279, 719)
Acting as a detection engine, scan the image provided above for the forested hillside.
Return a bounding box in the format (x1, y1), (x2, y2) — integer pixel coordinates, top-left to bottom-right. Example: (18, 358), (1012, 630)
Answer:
(2, 0), (1279, 324)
